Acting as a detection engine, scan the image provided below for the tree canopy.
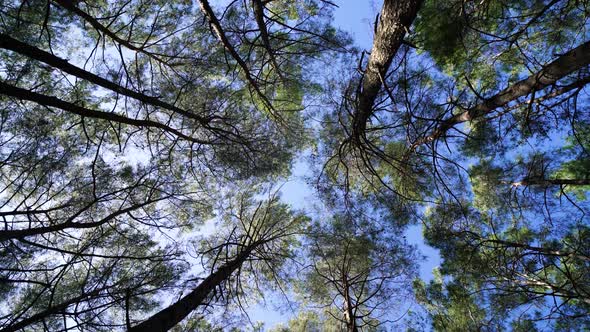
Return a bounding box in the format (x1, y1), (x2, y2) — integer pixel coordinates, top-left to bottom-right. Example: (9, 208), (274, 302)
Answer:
(0, 0), (588, 331)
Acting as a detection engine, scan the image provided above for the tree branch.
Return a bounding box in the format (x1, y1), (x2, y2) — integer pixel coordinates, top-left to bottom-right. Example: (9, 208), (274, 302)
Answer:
(0, 81), (212, 144)
(411, 40), (590, 151)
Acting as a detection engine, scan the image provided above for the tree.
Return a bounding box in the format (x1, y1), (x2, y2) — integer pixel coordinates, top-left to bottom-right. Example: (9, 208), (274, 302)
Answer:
(0, 0), (341, 330)
(0, 221), (186, 331)
(129, 190), (308, 331)
(413, 270), (499, 332)
(296, 209), (417, 331)
(315, 0), (590, 330)
(418, 195), (590, 330)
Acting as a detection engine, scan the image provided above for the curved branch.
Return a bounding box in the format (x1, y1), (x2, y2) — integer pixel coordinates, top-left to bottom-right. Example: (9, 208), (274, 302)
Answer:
(197, 0), (277, 117)
(52, 0), (176, 66)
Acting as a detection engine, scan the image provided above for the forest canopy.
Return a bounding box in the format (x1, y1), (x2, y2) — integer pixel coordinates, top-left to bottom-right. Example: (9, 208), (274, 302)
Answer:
(0, 0), (588, 331)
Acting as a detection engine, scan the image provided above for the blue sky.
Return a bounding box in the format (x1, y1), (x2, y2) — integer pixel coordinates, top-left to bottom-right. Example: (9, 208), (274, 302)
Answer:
(333, 1), (379, 50)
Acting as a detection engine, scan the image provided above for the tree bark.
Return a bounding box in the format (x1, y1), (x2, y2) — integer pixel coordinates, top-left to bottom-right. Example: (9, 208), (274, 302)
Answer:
(352, 0), (422, 145)
(343, 297), (358, 332)
(342, 276), (358, 332)
(411, 40), (590, 150)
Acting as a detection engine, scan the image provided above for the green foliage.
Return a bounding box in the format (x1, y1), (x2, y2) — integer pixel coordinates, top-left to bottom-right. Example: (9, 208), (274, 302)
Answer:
(462, 120), (501, 157)
(380, 141), (429, 200)
(510, 315), (539, 332)
(267, 311), (324, 332)
(414, 275), (492, 332)
(414, 1), (467, 66)
(551, 124), (590, 198)
(468, 161), (505, 212)
(296, 213), (416, 330)
(1, 0), (590, 330)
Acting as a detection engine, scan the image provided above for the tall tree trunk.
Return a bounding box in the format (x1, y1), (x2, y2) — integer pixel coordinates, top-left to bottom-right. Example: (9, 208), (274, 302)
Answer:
(128, 247), (254, 332)
(352, 0), (422, 145)
(342, 277), (358, 332)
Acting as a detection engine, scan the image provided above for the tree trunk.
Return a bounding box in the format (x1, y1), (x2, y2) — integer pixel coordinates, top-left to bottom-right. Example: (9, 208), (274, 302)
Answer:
(352, 0), (422, 145)
(128, 248), (254, 332)
(342, 277), (358, 332)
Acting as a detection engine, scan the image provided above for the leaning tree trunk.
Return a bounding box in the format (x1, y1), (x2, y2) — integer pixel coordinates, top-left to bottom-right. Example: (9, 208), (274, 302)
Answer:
(352, 0), (423, 146)
(128, 247), (255, 332)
